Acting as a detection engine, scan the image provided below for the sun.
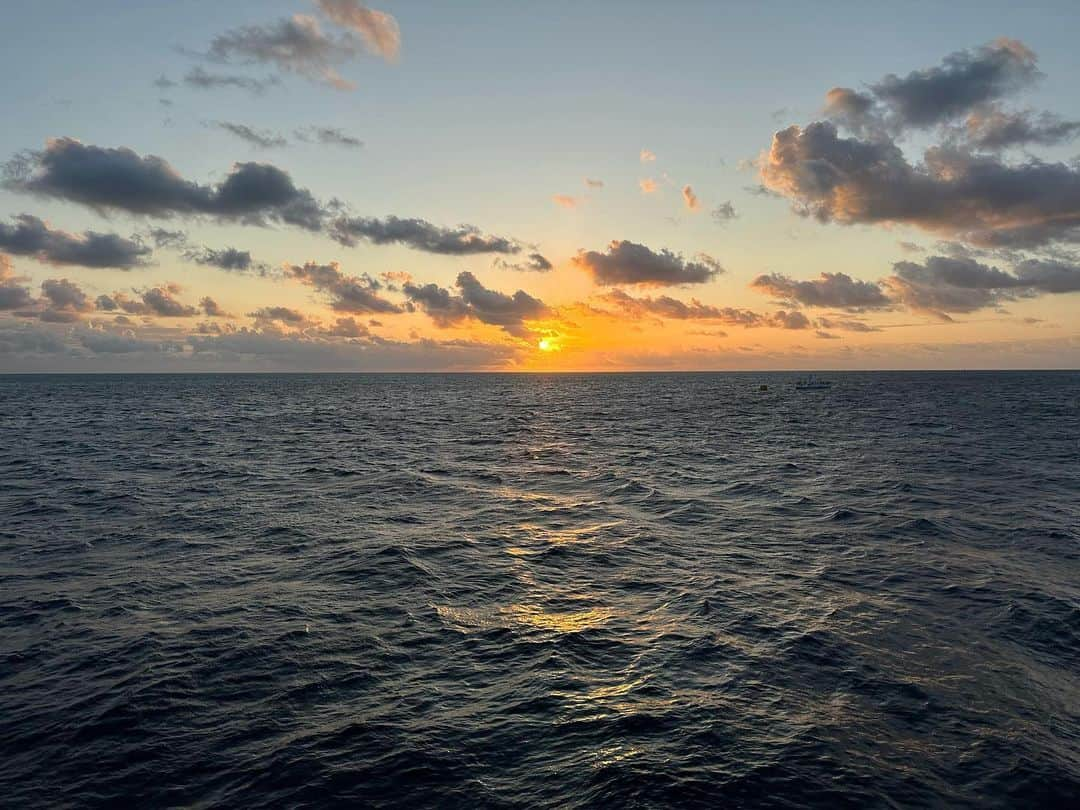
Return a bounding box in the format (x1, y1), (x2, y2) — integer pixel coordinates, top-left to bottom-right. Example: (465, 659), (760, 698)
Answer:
(537, 337), (559, 352)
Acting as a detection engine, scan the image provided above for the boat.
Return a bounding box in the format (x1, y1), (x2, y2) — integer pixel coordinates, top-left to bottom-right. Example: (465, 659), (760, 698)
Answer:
(795, 376), (832, 390)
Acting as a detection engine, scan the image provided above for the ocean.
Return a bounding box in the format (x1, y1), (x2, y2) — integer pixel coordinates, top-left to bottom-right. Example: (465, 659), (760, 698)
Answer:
(1, 371), (1078, 807)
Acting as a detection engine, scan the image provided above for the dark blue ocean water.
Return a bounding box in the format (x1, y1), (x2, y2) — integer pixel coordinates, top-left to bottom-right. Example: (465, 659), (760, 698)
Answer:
(1, 371), (1078, 808)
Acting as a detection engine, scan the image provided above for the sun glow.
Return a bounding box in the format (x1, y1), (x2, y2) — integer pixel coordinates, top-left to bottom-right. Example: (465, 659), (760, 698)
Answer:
(537, 337), (559, 352)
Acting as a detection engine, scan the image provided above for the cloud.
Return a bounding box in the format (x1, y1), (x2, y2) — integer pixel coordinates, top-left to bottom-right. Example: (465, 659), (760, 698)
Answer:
(39, 277), (94, 321)
(682, 185), (701, 211)
(8, 138), (326, 231)
(711, 201), (737, 224)
(765, 41), (1080, 253)
(101, 286), (198, 318)
(552, 194), (579, 209)
(639, 178), (658, 194)
(248, 305), (310, 326)
(200, 296), (230, 317)
(1012, 258), (1080, 293)
(494, 252), (553, 272)
(328, 215), (520, 255)
(206, 14), (358, 91)
(183, 245), (268, 274)
(287, 261), (402, 313)
(403, 271), (549, 337)
(314, 0), (400, 61)
(816, 316), (881, 333)
(870, 39), (1039, 129)
(294, 126), (363, 148)
(320, 315), (369, 337)
(750, 271), (892, 310)
(211, 122), (288, 149)
(0, 323), (67, 355)
(640, 149), (656, 162)
(0, 214), (151, 269)
(78, 330), (179, 355)
(573, 240), (723, 286)
(145, 227), (188, 249)
(598, 289), (761, 323)
(962, 106), (1080, 150)
(182, 67), (281, 95)
(187, 330), (522, 371)
(759, 121), (1080, 248)
(0, 255), (35, 311)
(768, 309), (812, 330)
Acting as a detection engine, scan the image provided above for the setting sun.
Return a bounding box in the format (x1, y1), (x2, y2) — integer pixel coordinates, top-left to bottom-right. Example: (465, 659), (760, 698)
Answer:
(537, 337), (559, 352)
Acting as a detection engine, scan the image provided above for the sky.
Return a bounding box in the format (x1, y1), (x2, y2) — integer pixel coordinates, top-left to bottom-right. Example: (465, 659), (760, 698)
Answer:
(1, 0), (1079, 371)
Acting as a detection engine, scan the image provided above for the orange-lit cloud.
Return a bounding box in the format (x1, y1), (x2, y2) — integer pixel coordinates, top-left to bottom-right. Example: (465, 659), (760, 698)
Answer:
(682, 185), (701, 211)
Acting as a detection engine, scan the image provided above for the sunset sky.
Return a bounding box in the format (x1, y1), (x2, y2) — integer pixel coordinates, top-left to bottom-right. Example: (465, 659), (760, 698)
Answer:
(2, 0), (1078, 371)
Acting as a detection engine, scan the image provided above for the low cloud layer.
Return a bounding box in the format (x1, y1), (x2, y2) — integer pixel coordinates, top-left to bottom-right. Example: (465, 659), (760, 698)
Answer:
(573, 240), (723, 286)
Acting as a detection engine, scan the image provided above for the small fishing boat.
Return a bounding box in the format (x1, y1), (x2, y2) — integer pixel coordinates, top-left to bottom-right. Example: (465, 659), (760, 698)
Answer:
(795, 375), (832, 390)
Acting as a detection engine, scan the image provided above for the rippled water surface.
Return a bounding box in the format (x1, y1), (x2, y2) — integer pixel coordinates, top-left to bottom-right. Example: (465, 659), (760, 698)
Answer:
(1, 372), (1078, 808)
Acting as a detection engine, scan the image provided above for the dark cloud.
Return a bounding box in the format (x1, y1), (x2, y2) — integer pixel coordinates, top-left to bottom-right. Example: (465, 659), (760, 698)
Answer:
(329, 215), (520, 255)
(494, 252), (553, 272)
(0, 323), (67, 355)
(200, 297), (230, 317)
(743, 184), (782, 198)
(750, 271), (892, 310)
(962, 106), (1080, 150)
(206, 14), (358, 91)
(249, 306), (309, 325)
(320, 315), (369, 337)
(288, 261), (402, 313)
(823, 87), (880, 136)
(314, 0), (400, 61)
(183, 245), (269, 274)
(102, 286), (198, 318)
(294, 126), (363, 148)
(39, 277), (94, 322)
(573, 240), (723, 286)
(760, 121), (1080, 248)
(182, 67), (281, 95)
(212, 122), (288, 149)
(869, 39), (1040, 130)
(8, 138), (325, 231)
(0, 256), (35, 311)
(0, 214), (150, 269)
(144, 227), (188, 249)
(404, 271), (550, 337)
(768, 309), (812, 330)
(816, 316), (882, 333)
(598, 289), (761, 323)
(711, 201), (738, 224)
(880, 255), (1080, 318)
(188, 330), (521, 371)
(79, 330), (179, 354)
(1011, 259), (1080, 293)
